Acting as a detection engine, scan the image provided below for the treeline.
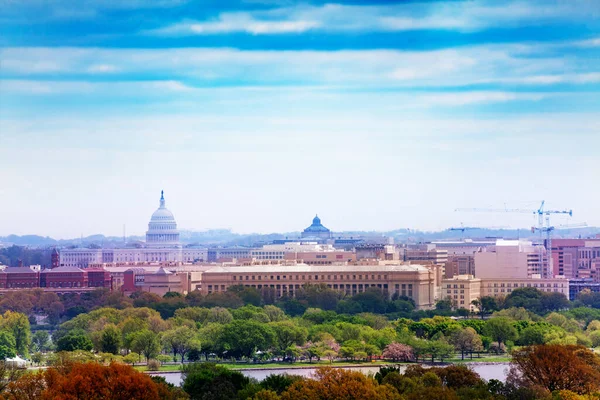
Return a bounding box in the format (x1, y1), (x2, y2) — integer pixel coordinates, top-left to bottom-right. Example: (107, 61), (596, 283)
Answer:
(0, 246), (51, 268)
(2, 282), (588, 331)
(3, 344), (600, 399)
(37, 288), (600, 367)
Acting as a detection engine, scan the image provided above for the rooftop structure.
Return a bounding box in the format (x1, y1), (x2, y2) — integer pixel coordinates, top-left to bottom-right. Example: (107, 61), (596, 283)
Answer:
(301, 215), (332, 240)
(146, 190), (180, 247)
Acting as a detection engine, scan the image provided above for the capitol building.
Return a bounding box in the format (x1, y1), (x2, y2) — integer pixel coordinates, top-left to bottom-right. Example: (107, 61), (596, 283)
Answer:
(59, 192), (207, 267)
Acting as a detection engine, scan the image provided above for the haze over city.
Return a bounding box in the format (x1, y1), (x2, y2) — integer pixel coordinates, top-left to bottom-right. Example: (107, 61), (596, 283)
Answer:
(1, 0), (599, 237)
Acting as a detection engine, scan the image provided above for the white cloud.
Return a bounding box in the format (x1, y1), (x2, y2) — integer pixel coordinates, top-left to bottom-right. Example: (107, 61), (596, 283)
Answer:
(416, 91), (545, 106)
(146, 1), (598, 36)
(87, 64), (120, 73)
(0, 44), (587, 90)
(156, 13), (320, 35)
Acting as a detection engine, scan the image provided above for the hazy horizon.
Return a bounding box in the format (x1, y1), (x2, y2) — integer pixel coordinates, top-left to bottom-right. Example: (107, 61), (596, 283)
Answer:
(1, 0), (598, 238)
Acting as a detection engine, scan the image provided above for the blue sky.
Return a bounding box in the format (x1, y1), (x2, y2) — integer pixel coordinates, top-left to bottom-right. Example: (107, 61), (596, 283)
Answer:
(0, 0), (599, 238)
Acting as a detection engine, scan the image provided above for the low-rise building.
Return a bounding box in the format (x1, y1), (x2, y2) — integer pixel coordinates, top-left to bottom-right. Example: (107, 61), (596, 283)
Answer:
(441, 274), (569, 310)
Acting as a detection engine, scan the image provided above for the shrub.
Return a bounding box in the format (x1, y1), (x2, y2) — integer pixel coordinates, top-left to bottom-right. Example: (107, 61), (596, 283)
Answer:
(147, 359), (161, 371)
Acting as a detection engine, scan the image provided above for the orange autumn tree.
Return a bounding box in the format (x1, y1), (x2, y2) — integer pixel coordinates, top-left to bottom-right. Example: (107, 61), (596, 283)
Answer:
(510, 344), (600, 395)
(3, 362), (168, 400)
(280, 367), (401, 400)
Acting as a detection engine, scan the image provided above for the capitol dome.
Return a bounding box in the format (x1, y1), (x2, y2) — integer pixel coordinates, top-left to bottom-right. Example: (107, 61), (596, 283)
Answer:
(146, 191), (180, 247)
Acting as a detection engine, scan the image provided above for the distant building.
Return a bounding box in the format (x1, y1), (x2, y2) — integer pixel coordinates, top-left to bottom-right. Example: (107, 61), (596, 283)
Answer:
(201, 261), (441, 309)
(474, 239), (548, 279)
(356, 244), (397, 261)
(442, 274), (569, 310)
(301, 215), (332, 241)
(430, 239), (496, 256)
(121, 267), (203, 296)
(568, 278), (600, 300)
(60, 192), (207, 267)
(444, 255), (475, 278)
(550, 239), (600, 281)
(0, 265), (111, 292)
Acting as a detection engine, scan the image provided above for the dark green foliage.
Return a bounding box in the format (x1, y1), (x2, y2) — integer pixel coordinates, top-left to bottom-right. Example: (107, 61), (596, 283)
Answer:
(260, 374), (302, 394)
(220, 319), (275, 358)
(56, 332), (93, 352)
(182, 363), (250, 400)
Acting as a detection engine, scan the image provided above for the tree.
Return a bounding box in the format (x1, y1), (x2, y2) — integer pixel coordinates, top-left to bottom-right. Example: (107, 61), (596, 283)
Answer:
(427, 340), (455, 363)
(382, 342), (413, 362)
(0, 331), (16, 360)
(510, 344), (600, 394)
(131, 330), (160, 361)
(198, 323), (225, 360)
(449, 327), (483, 360)
(541, 292), (570, 312)
(280, 367), (400, 400)
(31, 330), (50, 352)
(352, 288), (388, 313)
(182, 363), (250, 400)
(17, 362), (165, 399)
(471, 296), (498, 319)
(261, 374), (303, 395)
(123, 352), (140, 366)
(162, 326), (200, 363)
(56, 332), (93, 352)
(432, 365), (484, 390)
(0, 311), (31, 356)
(221, 320), (275, 358)
(269, 321), (307, 354)
(100, 324), (122, 355)
(483, 318), (517, 350)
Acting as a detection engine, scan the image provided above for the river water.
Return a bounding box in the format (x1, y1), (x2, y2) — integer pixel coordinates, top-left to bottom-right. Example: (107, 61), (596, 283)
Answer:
(151, 363), (509, 387)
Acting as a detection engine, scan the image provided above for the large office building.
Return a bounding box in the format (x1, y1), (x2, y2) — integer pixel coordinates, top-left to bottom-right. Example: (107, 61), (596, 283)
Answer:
(60, 192), (207, 267)
(550, 238), (600, 281)
(474, 239), (548, 279)
(200, 260), (443, 309)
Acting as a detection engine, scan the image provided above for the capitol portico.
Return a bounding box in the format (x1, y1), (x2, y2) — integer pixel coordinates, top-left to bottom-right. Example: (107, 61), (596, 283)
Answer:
(59, 192), (206, 267)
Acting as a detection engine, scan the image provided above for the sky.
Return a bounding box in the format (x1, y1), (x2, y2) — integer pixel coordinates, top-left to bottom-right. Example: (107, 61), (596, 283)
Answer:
(0, 0), (599, 239)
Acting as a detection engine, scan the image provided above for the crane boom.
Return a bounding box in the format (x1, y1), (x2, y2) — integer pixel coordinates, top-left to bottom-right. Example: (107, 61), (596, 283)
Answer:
(455, 201), (574, 278)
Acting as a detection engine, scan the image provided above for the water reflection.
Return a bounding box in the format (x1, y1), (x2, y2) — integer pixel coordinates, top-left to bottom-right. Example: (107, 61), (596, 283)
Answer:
(151, 363), (509, 387)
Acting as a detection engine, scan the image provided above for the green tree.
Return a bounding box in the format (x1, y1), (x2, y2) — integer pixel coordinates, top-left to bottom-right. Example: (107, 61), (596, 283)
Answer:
(483, 317), (518, 350)
(471, 297), (498, 319)
(31, 330), (50, 352)
(449, 327), (483, 360)
(56, 332), (93, 352)
(221, 320), (275, 358)
(131, 330), (161, 361)
(182, 363), (250, 400)
(0, 330), (17, 360)
(269, 321), (307, 354)
(0, 311), (31, 356)
(100, 324), (122, 354)
(162, 326), (200, 363)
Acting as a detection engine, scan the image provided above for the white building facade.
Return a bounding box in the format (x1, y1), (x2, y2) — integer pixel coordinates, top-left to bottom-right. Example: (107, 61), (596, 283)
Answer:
(60, 192), (207, 268)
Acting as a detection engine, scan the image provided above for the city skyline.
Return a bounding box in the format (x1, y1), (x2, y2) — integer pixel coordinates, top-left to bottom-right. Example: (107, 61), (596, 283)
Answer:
(1, 0), (599, 237)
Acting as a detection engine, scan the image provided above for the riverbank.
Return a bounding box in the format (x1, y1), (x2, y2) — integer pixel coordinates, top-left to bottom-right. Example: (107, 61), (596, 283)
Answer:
(137, 355), (511, 373)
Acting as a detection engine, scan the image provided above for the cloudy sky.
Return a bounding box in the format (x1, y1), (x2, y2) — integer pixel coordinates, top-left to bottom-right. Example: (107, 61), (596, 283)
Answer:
(1, 0), (599, 238)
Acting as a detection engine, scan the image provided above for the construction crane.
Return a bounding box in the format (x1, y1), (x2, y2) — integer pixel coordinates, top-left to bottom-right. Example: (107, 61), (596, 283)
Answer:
(531, 222), (588, 276)
(455, 201), (573, 277)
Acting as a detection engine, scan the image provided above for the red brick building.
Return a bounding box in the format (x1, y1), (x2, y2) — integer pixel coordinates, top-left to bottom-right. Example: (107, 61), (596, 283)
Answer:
(86, 268), (112, 288)
(40, 266), (88, 288)
(0, 267), (39, 289)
